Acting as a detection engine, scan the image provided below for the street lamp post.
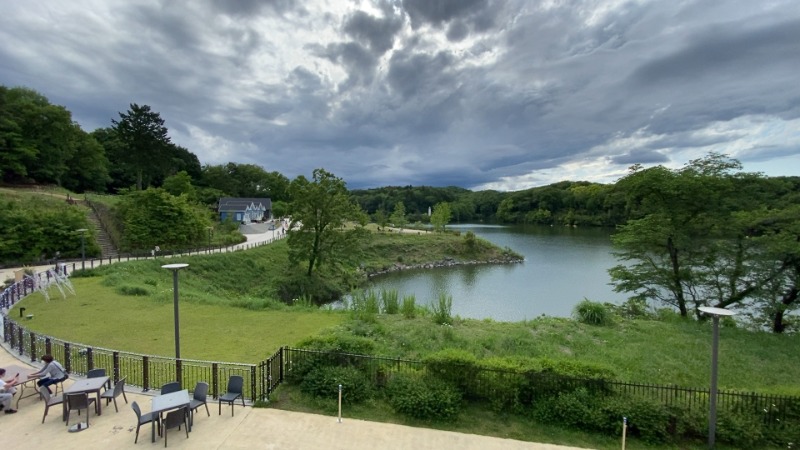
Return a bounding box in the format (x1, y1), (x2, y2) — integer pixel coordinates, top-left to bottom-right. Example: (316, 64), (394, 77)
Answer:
(698, 306), (736, 449)
(162, 263), (189, 359)
(76, 229), (88, 270)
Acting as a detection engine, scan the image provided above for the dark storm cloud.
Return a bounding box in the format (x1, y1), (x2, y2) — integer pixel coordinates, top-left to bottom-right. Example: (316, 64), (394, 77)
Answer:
(209, 0), (299, 17)
(611, 151), (669, 166)
(1, 0), (799, 190)
(342, 9), (404, 55)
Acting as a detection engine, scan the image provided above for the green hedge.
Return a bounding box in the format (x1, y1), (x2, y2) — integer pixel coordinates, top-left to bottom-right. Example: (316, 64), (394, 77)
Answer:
(385, 371), (462, 421)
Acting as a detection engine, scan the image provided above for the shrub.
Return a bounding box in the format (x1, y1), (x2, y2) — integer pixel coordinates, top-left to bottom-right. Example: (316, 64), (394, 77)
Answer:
(464, 231), (477, 251)
(300, 366), (373, 404)
(611, 298), (652, 319)
(573, 299), (611, 325)
(715, 408), (764, 448)
(385, 372), (462, 421)
(115, 284), (151, 296)
(424, 349), (479, 397)
(431, 292), (453, 325)
(401, 294), (416, 318)
(381, 288), (399, 314)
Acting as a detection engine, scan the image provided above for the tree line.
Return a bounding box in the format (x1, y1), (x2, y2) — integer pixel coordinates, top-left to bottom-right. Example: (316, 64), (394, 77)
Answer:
(2, 85), (798, 332)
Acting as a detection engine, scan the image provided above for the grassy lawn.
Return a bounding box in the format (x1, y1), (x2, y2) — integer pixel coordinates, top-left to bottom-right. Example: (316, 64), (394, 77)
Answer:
(17, 277), (345, 362)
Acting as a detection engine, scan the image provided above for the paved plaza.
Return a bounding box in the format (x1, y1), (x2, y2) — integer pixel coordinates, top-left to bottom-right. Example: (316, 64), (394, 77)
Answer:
(0, 345), (589, 449)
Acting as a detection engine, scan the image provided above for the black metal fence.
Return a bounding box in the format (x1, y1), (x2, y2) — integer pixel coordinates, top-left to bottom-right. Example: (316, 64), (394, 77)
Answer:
(278, 347), (800, 428)
(2, 317), (258, 402)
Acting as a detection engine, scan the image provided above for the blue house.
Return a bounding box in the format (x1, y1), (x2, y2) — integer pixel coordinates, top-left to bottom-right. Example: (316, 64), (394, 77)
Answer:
(217, 197), (272, 223)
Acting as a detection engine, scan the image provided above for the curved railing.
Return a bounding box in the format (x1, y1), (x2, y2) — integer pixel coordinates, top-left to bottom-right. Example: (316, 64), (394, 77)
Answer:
(1, 274), (263, 401)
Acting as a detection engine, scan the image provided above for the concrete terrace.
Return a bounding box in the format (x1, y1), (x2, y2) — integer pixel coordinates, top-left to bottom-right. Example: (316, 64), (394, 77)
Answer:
(0, 346), (589, 450)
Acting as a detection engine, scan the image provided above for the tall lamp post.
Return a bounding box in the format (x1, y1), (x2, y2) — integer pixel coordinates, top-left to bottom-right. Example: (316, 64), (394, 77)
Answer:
(76, 228), (88, 270)
(162, 263), (189, 359)
(698, 306), (736, 449)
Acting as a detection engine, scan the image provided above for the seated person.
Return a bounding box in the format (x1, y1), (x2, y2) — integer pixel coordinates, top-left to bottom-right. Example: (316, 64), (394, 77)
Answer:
(0, 368), (20, 414)
(27, 354), (68, 394)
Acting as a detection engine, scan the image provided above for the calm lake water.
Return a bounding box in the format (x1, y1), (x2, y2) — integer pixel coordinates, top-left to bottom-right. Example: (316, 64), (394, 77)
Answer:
(367, 224), (628, 322)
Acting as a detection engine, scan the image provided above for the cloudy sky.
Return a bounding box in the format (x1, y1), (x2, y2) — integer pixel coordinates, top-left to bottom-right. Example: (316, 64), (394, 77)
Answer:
(1, 1), (799, 190)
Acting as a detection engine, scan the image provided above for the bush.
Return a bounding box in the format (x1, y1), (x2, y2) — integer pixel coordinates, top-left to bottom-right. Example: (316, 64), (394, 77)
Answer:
(381, 289), (399, 314)
(573, 299), (612, 325)
(115, 284), (151, 296)
(424, 349), (479, 397)
(385, 372), (462, 421)
(401, 294), (416, 318)
(715, 408), (764, 448)
(431, 292), (453, 325)
(300, 366), (373, 404)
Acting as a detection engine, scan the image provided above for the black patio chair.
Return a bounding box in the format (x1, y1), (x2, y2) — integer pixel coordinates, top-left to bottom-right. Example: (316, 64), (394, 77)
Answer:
(131, 401), (160, 444)
(65, 392), (96, 427)
(218, 375), (244, 416)
(161, 407), (189, 447)
(100, 376), (128, 412)
(160, 381), (181, 395)
(189, 381), (209, 426)
(38, 385), (63, 423)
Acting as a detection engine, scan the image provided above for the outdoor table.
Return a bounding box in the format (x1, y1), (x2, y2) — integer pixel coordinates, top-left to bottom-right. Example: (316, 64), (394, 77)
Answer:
(62, 375), (108, 430)
(4, 364), (38, 409)
(150, 389), (192, 442)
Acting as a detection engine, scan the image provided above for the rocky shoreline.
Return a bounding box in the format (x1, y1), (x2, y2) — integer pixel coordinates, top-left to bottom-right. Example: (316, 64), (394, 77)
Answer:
(365, 255), (524, 278)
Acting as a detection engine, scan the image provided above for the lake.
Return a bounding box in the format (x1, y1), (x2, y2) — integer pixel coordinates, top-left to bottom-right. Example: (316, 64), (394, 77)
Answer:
(366, 224), (628, 321)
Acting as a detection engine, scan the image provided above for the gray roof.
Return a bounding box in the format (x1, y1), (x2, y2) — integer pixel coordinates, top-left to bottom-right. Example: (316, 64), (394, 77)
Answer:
(217, 197), (272, 212)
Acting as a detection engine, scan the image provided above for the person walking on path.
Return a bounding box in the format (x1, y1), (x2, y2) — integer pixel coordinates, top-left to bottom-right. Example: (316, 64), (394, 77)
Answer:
(27, 354), (67, 394)
(0, 367), (20, 413)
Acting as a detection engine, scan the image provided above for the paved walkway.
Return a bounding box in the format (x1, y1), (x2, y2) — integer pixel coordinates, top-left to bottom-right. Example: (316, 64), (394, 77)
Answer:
(0, 225), (283, 283)
(1, 346), (590, 450)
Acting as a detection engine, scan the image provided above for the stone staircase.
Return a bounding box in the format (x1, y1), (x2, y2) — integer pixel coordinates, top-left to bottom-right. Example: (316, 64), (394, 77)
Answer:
(85, 206), (119, 260)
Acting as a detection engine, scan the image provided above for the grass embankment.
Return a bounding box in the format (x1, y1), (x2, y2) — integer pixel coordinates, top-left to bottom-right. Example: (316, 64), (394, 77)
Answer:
(304, 314), (800, 395)
(14, 231), (515, 361)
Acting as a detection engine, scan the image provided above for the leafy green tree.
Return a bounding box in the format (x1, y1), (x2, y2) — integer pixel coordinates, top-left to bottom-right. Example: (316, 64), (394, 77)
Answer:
(609, 154), (750, 317)
(374, 208), (388, 230)
(111, 104), (172, 190)
(0, 86), (37, 181)
(115, 187), (211, 251)
(430, 202), (452, 232)
(287, 168), (365, 276)
(390, 202), (407, 230)
(162, 170), (196, 199)
(62, 126), (110, 192)
(1, 87), (76, 185)
(736, 206), (800, 333)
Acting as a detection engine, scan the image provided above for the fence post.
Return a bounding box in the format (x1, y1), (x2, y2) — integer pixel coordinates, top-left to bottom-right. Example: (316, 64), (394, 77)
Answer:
(87, 348), (94, 371)
(279, 347), (284, 384)
(45, 337), (52, 355)
(142, 356), (150, 391)
(17, 326), (23, 355)
(64, 343), (72, 373)
(251, 365), (257, 402)
(212, 363), (219, 399)
(113, 351), (120, 383)
(30, 332), (37, 362)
